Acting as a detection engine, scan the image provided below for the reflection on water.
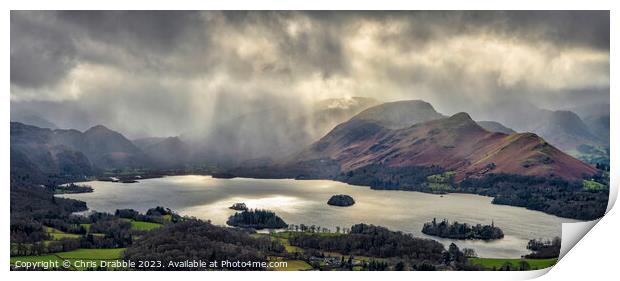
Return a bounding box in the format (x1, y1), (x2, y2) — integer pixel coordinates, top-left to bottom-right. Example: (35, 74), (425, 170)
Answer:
(60, 175), (578, 258)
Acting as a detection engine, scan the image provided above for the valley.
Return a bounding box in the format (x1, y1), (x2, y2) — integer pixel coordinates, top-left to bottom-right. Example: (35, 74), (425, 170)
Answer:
(10, 98), (610, 271)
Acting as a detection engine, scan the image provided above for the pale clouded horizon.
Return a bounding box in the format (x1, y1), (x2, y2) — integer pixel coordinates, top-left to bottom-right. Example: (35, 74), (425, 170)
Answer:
(10, 11), (609, 138)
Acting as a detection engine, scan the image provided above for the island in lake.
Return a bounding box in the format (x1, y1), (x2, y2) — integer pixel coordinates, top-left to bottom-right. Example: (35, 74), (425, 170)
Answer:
(53, 183), (94, 194)
(226, 209), (288, 229)
(422, 218), (504, 240)
(327, 194), (356, 207)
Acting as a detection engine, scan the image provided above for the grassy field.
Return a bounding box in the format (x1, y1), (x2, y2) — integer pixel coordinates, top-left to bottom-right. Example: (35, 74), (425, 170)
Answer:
(11, 248), (126, 270)
(583, 179), (607, 190)
(268, 256), (313, 271)
(45, 227), (81, 240)
(469, 257), (557, 270)
(56, 248), (125, 260)
(278, 237), (302, 253)
(120, 219), (163, 231)
(427, 171), (455, 192)
(130, 220), (162, 231)
(10, 254), (64, 267)
(272, 231), (343, 239)
(251, 232), (303, 253)
(79, 223), (91, 231)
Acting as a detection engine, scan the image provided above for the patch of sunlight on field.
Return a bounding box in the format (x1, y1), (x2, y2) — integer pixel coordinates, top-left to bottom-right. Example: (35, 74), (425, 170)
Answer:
(469, 257), (557, 270)
(45, 227), (81, 240)
(120, 219), (163, 231)
(56, 248), (125, 260)
(268, 256), (312, 271)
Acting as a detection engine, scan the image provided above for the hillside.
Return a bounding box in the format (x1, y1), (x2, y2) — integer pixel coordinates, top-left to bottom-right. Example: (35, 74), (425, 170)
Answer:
(10, 122), (149, 183)
(351, 100), (445, 129)
(288, 111), (597, 182)
(135, 137), (191, 168)
(477, 121), (516, 134)
(482, 101), (606, 154)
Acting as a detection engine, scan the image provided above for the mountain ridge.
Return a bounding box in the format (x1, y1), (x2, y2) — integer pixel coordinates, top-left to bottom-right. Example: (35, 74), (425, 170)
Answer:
(280, 103), (597, 182)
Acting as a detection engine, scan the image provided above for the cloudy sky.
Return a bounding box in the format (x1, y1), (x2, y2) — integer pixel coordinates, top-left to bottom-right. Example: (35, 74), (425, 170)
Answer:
(10, 11), (609, 138)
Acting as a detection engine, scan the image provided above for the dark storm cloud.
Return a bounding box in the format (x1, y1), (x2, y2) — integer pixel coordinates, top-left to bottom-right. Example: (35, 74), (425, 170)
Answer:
(10, 11), (77, 88)
(9, 11), (609, 137)
(478, 10), (610, 50)
(10, 10), (609, 88)
(56, 10), (203, 52)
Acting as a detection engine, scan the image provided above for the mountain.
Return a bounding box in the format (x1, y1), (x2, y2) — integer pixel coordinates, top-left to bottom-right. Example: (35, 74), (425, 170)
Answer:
(284, 110), (597, 182)
(134, 137), (191, 168)
(54, 125), (147, 169)
(528, 110), (602, 152)
(10, 114), (58, 129)
(309, 97), (381, 137)
(570, 102), (611, 147)
(10, 122), (149, 181)
(351, 100), (445, 129)
(11, 122), (93, 183)
(342, 99), (516, 134)
(583, 115), (610, 146)
(477, 121), (516, 134)
(133, 137), (167, 148)
(482, 101), (606, 154)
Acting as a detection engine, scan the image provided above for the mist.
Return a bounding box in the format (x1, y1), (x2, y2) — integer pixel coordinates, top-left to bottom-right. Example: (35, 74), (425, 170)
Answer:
(10, 11), (609, 142)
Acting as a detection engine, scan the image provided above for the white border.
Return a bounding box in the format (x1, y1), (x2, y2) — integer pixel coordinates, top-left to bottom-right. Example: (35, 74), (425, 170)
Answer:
(3, 1), (617, 281)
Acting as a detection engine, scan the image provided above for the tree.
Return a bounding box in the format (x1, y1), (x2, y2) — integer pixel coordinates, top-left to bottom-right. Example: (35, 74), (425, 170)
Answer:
(518, 260), (531, 271)
(462, 248), (477, 258)
(500, 261), (513, 271)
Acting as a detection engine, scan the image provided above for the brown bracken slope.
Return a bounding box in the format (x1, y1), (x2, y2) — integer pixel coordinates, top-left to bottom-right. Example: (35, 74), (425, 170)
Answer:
(293, 112), (597, 182)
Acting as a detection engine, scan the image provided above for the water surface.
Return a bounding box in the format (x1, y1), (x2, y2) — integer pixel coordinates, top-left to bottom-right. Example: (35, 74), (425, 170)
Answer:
(61, 175), (578, 258)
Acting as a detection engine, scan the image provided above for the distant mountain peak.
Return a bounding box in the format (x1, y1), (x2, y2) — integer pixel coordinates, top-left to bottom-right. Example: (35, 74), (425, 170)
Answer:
(85, 124), (112, 133)
(447, 112), (474, 123)
(353, 100), (445, 129)
(317, 96), (379, 110)
(10, 114), (58, 129)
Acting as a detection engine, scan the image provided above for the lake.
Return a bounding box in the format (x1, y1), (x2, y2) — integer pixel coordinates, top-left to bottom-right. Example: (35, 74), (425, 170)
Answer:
(60, 175), (578, 258)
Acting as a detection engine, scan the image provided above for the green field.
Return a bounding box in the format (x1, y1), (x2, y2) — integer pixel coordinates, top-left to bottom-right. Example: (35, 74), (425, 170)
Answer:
(79, 223), (91, 231)
(277, 237), (302, 253)
(120, 219), (163, 231)
(10, 254), (64, 269)
(56, 248), (125, 260)
(251, 232), (303, 253)
(130, 220), (162, 231)
(427, 171), (455, 192)
(11, 248), (126, 270)
(469, 257), (557, 270)
(583, 179), (607, 190)
(268, 256), (313, 271)
(272, 231), (343, 239)
(45, 227), (81, 240)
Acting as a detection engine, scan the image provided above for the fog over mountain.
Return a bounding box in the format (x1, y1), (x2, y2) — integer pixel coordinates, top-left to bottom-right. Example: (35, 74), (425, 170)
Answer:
(11, 11), (609, 145)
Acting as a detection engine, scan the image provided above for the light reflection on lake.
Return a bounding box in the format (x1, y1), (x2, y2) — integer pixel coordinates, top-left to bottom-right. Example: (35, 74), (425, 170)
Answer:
(60, 175), (578, 258)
